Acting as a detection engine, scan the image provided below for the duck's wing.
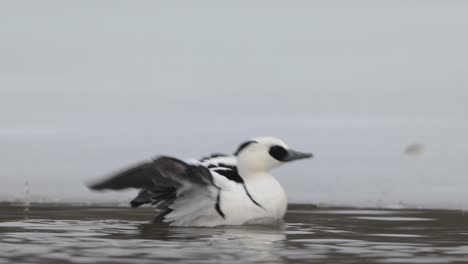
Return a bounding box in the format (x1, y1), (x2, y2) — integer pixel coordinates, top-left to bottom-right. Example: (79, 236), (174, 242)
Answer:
(89, 156), (215, 191)
(200, 154), (243, 183)
(88, 156), (222, 225)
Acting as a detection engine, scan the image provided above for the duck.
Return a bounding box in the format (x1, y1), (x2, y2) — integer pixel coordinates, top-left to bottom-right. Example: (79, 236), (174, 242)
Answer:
(88, 136), (313, 227)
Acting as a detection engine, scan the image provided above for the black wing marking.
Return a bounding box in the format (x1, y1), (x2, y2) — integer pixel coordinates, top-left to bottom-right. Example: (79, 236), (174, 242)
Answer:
(200, 156), (264, 210)
(89, 156), (214, 191)
(89, 156), (216, 220)
(198, 154), (244, 183)
(212, 168), (243, 183)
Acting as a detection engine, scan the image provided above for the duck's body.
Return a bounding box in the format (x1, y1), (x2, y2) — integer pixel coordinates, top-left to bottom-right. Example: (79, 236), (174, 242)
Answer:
(213, 172), (287, 226)
(89, 137), (312, 227)
(181, 155), (288, 226)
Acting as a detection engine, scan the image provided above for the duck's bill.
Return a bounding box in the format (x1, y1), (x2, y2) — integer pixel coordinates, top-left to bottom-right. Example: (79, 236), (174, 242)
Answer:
(283, 149), (314, 162)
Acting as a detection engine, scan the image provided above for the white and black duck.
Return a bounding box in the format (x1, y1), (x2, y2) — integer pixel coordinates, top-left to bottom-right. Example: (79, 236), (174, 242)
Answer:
(88, 136), (313, 227)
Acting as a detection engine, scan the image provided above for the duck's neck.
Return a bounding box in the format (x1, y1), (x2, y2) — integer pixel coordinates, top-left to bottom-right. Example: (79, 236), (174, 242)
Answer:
(238, 166), (272, 181)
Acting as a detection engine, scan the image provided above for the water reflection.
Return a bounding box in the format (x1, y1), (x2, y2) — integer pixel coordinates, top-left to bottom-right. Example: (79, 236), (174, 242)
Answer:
(0, 204), (467, 264)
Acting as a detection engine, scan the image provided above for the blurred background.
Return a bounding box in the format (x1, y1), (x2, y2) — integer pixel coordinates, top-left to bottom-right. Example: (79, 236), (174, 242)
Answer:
(1, 0), (467, 209)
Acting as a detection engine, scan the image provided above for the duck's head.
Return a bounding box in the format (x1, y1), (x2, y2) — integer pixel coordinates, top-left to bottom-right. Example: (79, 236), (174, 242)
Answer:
(234, 136), (313, 174)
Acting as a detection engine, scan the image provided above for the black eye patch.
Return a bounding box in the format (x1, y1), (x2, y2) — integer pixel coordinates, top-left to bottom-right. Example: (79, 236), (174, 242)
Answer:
(269, 145), (288, 161)
(234, 140), (257, 156)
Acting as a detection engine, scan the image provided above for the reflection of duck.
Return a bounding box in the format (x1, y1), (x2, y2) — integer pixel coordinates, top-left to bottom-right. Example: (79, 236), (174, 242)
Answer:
(138, 222), (285, 240)
(89, 137), (313, 227)
(136, 223), (286, 263)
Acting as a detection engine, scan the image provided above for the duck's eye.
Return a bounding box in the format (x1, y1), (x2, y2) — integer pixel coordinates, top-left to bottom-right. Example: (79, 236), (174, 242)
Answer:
(269, 145), (288, 161)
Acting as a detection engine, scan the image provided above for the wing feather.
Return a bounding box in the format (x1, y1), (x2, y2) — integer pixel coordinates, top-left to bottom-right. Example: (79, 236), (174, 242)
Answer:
(88, 154), (240, 226)
(88, 156), (213, 191)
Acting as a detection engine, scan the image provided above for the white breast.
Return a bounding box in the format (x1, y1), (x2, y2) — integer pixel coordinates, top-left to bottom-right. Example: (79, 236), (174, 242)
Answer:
(243, 174), (288, 219)
(208, 173), (287, 226)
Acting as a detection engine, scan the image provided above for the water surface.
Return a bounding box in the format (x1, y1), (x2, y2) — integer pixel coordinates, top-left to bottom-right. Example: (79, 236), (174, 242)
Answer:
(0, 204), (467, 263)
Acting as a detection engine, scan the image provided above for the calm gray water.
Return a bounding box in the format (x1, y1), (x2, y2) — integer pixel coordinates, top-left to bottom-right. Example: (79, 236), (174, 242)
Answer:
(0, 204), (467, 264)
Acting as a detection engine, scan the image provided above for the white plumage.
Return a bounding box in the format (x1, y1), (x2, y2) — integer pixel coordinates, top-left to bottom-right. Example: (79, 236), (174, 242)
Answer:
(89, 136), (313, 227)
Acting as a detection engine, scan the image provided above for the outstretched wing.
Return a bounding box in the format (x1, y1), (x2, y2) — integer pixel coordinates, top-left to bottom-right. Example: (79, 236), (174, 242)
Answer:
(89, 156), (215, 191)
(88, 156), (221, 225)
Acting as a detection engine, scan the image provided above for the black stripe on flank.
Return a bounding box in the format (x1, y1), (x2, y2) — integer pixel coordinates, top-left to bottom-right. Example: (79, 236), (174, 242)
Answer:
(212, 166), (263, 209)
(215, 191), (225, 219)
(243, 184), (264, 209)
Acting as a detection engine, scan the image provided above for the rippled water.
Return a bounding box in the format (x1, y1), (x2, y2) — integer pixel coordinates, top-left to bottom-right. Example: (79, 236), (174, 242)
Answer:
(0, 204), (467, 264)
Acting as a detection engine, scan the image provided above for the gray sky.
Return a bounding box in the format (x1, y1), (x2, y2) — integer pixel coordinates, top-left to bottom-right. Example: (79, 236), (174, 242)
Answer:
(1, 1), (467, 208)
